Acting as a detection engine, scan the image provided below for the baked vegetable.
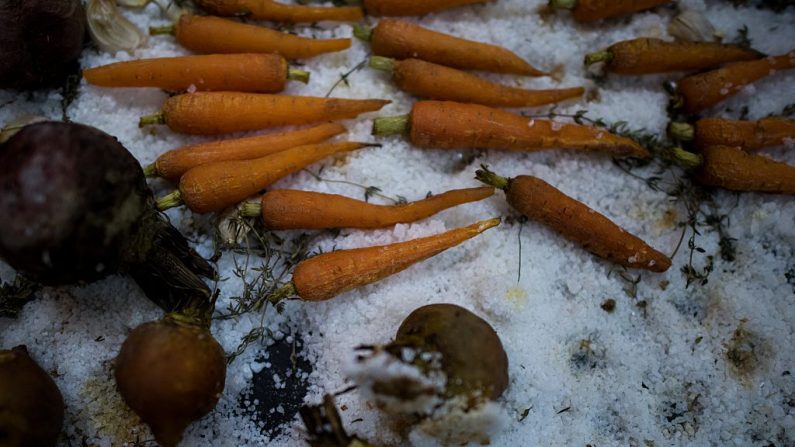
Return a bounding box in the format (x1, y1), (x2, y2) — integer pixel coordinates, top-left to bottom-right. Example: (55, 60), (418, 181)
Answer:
(355, 19), (546, 76)
(0, 122), (214, 311)
(584, 38), (762, 74)
(140, 92), (389, 135)
(0, 345), (65, 447)
(83, 54), (310, 92)
(476, 166), (672, 272)
(369, 56), (583, 107)
(0, 0), (86, 89)
(373, 100), (650, 158)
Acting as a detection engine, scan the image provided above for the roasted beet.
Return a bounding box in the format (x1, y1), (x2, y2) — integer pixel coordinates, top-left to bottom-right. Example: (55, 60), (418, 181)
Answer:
(0, 345), (65, 447)
(0, 122), (214, 311)
(0, 0), (86, 89)
(115, 315), (226, 447)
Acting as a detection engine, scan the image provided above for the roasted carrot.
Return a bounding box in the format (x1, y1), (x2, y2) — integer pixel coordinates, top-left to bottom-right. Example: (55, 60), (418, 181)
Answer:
(150, 15), (351, 60)
(360, 0), (492, 16)
(83, 54), (309, 93)
(476, 166), (671, 272)
(240, 186), (494, 230)
(139, 92), (389, 135)
(584, 38), (762, 75)
(193, 0), (363, 22)
(548, 0), (673, 23)
(145, 123), (346, 180)
(355, 19), (546, 76)
(675, 50), (795, 114)
(669, 117), (795, 151)
(373, 101), (650, 158)
(157, 141), (371, 213)
(674, 146), (795, 195)
(287, 218), (500, 301)
(369, 56), (584, 107)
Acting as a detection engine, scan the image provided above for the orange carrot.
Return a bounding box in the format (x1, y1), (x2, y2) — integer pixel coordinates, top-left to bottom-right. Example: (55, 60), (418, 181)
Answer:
(355, 19), (546, 76)
(139, 92), (389, 135)
(240, 186), (494, 230)
(674, 146), (795, 195)
(476, 166), (671, 272)
(289, 218), (500, 301)
(151, 15), (351, 60)
(157, 141), (371, 214)
(146, 123), (346, 180)
(372, 101), (650, 159)
(369, 56), (584, 107)
(584, 38), (762, 74)
(676, 50), (795, 114)
(193, 0), (363, 22)
(83, 54), (310, 93)
(669, 117), (795, 151)
(361, 0), (493, 16)
(549, 0), (673, 23)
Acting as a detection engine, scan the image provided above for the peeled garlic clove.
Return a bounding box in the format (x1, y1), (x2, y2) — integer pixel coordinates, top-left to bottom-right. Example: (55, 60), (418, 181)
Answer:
(668, 8), (721, 42)
(87, 0), (147, 54)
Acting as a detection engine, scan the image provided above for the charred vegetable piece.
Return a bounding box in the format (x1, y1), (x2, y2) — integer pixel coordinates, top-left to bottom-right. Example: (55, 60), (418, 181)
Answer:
(115, 314), (226, 447)
(0, 345), (65, 447)
(0, 122), (214, 311)
(0, 0), (86, 89)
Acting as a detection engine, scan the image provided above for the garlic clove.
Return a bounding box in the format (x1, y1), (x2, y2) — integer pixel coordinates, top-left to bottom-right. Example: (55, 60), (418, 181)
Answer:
(87, 0), (147, 54)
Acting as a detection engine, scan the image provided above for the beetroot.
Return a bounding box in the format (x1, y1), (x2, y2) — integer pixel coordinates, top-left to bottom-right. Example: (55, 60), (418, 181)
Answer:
(0, 345), (65, 447)
(0, 0), (86, 89)
(0, 121), (214, 311)
(115, 315), (226, 447)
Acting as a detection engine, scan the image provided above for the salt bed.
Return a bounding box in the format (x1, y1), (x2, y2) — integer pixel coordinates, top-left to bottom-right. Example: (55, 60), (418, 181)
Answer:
(1, 0), (794, 446)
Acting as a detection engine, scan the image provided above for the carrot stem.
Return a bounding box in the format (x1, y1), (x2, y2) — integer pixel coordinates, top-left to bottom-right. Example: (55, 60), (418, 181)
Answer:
(372, 115), (410, 136)
(353, 25), (373, 42)
(267, 282), (297, 305)
(671, 147), (703, 169)
(369, 56), (396, 72)
(584, 50), (613, 66)
(139, 113), (166, 127)
(288, 68), (311, 84)
(143, 163), (158, 177)
(149, 24), (175, 35)
(549, 0), (576, 9)
(474, 166), (509, 190)
(668, 122), (695, 141)
(240, 200), (261, 218)
(156, 190), (184, 211)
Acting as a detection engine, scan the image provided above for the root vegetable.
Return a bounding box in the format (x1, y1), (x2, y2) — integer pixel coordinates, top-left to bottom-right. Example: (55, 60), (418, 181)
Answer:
(669, 117), (795, 151)
(549, 0), (673, 23)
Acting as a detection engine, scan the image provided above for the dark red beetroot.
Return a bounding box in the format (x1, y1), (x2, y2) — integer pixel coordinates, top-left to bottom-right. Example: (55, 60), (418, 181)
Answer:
(0, 345), (65, 447)
(0, 122), (214, 311)
(115, 314), (226, 447)
(0, 0), (86, 89)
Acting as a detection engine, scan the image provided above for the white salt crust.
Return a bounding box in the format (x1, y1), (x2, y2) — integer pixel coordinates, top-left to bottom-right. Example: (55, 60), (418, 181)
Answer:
(1, 1), (794, 446)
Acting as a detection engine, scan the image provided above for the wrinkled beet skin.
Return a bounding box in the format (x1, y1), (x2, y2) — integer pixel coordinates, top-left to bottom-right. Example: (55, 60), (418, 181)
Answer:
(0, 122), (150, 284)
(115, 319), (226, 447)
(0, 345), (65, 447)
(0, 0), (86, 89)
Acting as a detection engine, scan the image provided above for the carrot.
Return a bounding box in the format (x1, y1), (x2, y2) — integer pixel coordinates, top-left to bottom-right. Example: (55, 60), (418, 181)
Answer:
(669, 117), (795, 151)
(157, 141), (371, 214)
(372, 100), (650, 159)
(476, 166), (671, 272)
(192, 0), (363, 22)
(240, 186), (494, 230)
(83, 54), (310, 93)
(675, 50), (795, 114)
(355, 19), (546, 76)
(145, 123), (346, 180)
(369, 57), (584, 107)
(150, 15), (351, 60)
(674, 146), (795, 195)
(360, 0), (493, 16)
(139, 92), (389, 135)
(584, 38), (762, 75)
(287, 218), (500, 301)
(548, 0), (673, 23)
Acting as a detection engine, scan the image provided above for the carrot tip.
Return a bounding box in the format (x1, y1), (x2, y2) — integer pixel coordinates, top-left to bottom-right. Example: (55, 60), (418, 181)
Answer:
(671, 147), (703, 169)
(288, 68), (311, 84)
(156, 190), (184, 211)
(476, 217), (502, 232)
(272, 282), (297, 304)
(474, 165), (509, 190)
(668, 122), (695, 141)
(139, 113), (165, 128)
(143, 163), (158, 178)
(369, 56), (396, 73)
(149, 24), (175, 36)
(584, 51), (613, 67)
(239, 200), (262, 218)
(548, 0), (576, 10)
(372, 115), (409, 137)
(353, 25), (373, 42)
